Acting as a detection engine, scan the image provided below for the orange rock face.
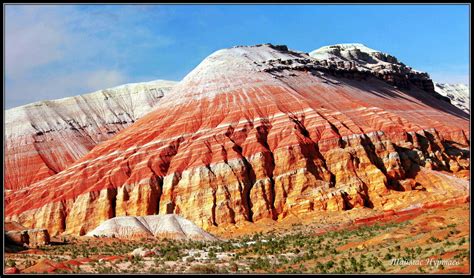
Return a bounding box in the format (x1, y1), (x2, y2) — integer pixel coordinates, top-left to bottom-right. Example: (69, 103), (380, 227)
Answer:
(5, 222), (51, 248)
(5, 44), (469, 236)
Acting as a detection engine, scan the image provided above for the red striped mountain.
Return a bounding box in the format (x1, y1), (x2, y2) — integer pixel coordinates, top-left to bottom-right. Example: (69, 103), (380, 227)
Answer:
(5, 80), (176, 191)
(5, 44), (469, 236)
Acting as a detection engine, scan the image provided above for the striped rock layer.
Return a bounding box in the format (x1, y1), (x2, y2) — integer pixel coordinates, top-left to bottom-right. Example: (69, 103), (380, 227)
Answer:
(86, 214), (218, 241)
(5, 80), (176, 191)
(5, 44), (470, 236)
(309, 43), (448, 102)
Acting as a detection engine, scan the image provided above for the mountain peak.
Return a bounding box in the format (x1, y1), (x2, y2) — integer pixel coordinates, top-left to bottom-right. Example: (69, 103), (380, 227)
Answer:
(309, 43), (402, 69)
(312, 43), (380, 54)
(5, 41), (469, 238)
(166, 43), (311, 105)
(308, 43), (438, 93)
(191, 43), (306, 73)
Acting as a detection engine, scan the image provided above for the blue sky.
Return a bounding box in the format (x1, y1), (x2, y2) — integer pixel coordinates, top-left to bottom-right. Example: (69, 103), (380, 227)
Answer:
(4, 4), (470, 108)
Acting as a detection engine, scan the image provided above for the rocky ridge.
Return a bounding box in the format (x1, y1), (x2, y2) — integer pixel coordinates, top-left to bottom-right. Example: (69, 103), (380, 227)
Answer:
(5, 44), (470, 236)
(309, 43), (450, 102)
(5, 80), (177, 190)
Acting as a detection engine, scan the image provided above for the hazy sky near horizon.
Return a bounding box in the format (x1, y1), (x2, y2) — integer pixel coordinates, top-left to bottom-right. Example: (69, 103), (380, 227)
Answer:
(5, 4), (470, 109)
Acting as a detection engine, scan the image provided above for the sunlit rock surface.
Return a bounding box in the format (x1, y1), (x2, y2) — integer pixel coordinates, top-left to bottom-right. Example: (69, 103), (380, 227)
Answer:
(86, 214), (218, 241)
(5, 80), (177, 190)
(5, 44), (469, 236)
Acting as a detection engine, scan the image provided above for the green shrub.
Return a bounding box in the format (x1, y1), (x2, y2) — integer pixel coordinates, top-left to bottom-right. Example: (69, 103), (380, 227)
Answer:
(190, 264), (220, 274)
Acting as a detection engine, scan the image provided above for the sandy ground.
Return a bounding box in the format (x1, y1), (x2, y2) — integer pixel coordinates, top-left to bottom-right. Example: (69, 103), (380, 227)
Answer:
(4, 200), (470, 274)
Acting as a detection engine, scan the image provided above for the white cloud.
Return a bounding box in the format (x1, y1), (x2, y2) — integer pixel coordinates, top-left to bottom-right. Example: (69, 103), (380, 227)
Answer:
(83, 69), (128, 90)
(5, 6), (68, 79)
(429, 72), (469, 86)
(418, 64), (469, 85)
(5, 69), (128, 108)
(4, 5), (175, 108)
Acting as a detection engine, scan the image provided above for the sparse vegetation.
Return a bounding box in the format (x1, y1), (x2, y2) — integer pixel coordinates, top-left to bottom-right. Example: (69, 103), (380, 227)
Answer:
(5, 204), (469, 274)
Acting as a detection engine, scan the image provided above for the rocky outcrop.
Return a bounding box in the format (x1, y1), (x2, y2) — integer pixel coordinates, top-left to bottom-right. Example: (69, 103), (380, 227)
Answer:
(5, 44), (469, 236)
(130, 247), (158, 258)
(5, 80), (177, 191)
(5, 267), (21, 274)
(434, 83), (469, 114)
(27, 229), (51, 248)
(5, 230), (29, 246)
(5, 222), (51, 248)
(309, 44), (448, 101)
(86, 214), (218, 241)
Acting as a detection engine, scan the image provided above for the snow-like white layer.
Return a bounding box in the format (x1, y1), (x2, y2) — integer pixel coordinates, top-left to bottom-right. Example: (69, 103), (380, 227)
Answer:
(183, 44), (306, 80)
(311, 43), (380, 58)
(311, 44), (469, 114)
(309, 43), (419, 73)
(434, 83), (470, 114)
(4, 79), (177, 190)
(162, 44), (312, 105)
(86, 214), (218, 241)
(6, 80), (177, 138)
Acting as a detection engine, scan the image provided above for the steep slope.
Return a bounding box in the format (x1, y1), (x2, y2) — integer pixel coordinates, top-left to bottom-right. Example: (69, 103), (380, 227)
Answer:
(86, 214), (218, 241)
(309, 43), (447, 101)
(434, 83), (469, 114)
(310, 44), (469, 114)
(5, 44), (469, 236)
(310, 43), (410, 71)
(5, 80), (177, 191)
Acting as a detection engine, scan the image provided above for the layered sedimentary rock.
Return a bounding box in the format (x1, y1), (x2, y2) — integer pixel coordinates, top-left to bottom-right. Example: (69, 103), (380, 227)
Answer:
(5, 230), (29, 246)
(5, 44), (469, 236)
(27, 229), (51, 248)
(5, 80), (177, 191)
(86, 214), (218, 241)
(309, 44), (447, 102)
(434, 83), (470, 114)
(5, 222), (51, 248)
